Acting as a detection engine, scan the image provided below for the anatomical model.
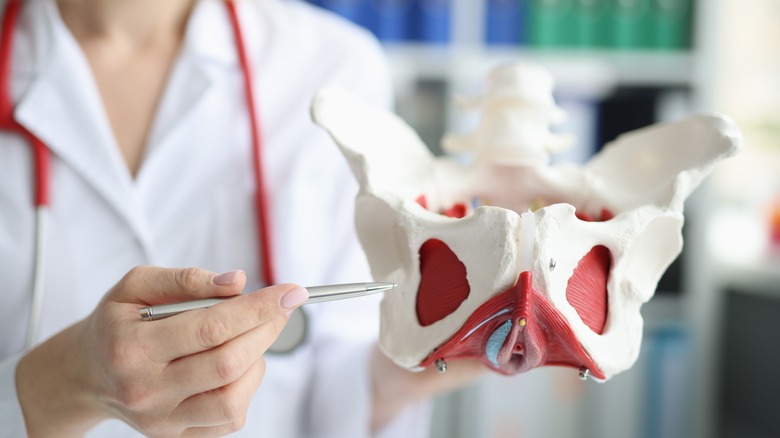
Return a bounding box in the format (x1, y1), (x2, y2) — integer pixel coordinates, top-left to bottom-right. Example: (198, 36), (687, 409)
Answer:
(311, 62), (742, 381)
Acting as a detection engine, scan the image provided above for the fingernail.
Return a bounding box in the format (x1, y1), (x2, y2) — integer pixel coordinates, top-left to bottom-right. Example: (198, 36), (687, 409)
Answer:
(213, 270), (243, 286)
(280, 287), (309, 309)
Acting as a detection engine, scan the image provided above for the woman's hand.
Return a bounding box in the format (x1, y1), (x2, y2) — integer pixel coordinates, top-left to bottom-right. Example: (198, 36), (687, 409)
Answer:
(16, 266), (309, 437)
(370, 346), (486, 432)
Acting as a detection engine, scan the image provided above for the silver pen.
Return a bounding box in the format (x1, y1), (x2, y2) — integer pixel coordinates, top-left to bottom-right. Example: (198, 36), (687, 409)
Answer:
(138, 282), (397, 321)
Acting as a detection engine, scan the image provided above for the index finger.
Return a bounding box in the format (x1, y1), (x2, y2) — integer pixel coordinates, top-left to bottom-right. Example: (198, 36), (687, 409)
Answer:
(142, 284), (308, 362)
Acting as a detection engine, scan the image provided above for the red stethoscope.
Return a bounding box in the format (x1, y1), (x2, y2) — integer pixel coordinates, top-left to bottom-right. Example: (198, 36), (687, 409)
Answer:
(0, 0), (287, 350)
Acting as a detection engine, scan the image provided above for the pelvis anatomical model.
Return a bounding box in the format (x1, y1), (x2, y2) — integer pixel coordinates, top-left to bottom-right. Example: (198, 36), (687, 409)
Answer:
(311, 63), (741, 381)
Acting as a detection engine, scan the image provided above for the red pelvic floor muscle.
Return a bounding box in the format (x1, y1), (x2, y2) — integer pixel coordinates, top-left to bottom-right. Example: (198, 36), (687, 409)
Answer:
(419, 272), (605, 379)
(415, 194), (428, 210)
(566, 245), (611, 334)
(415, 194), (467, 219)
(411, 202), (610, 375)
(416, 239), (471, 326)
(575, 207), (615, 222)
(442, 203), (467, 218)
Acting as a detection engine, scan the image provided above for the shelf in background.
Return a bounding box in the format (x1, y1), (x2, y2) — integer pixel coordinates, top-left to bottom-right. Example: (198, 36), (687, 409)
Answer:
(709, 209), (780, 298)
(385, 44), (695, 96)
(713, 253), (780, 299)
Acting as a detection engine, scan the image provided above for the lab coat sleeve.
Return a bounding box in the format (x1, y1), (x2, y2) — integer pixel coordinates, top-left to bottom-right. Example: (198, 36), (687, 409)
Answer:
(376, 401), (433, 438)
(0, 353), (28, 437)
(302, 25), (432, 437)
(305, 328), (433, 438)
(303, 154), (431, 437)
(304, 123), (432, 436)
(304, 158), (431, 436)
(305, 211), (432, 438)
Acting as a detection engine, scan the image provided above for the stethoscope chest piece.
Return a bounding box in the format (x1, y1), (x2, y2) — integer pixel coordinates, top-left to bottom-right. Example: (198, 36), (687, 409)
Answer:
(268, 307), (308, 354)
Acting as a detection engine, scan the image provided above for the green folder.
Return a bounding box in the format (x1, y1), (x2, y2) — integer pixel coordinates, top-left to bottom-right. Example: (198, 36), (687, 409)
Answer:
(575, 0), (611, 48)
(528, 0), (578, 47)
(612, 0), (655, 49)
(653, 0), (692, 49)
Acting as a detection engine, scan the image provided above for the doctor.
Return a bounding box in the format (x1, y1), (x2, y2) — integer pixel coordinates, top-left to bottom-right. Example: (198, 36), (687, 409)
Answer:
(0, 0), (484, 436)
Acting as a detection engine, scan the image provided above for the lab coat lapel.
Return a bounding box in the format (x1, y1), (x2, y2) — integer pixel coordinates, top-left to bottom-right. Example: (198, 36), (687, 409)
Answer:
(13, 3), (153, 253)
(134, 0), (230, 192)
(140, 56), (211, 169)
(143, 0), (264, 156)
(138, 0), (261, 188)
(186, 0), (245, 67)
(12, 0), (263, 257)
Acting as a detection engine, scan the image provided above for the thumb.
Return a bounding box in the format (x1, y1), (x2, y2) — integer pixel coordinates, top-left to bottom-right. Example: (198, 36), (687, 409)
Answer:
(110, 266), (246, 305)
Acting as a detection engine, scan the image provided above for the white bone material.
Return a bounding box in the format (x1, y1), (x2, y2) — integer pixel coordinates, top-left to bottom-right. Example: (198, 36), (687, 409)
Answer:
(311, 64), (742, 379)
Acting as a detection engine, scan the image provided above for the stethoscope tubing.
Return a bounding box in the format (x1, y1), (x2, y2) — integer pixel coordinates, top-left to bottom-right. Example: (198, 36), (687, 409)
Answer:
(27, 207), (49, 349)
(225, 0), (276, 286)
(0, 0), (53, 351)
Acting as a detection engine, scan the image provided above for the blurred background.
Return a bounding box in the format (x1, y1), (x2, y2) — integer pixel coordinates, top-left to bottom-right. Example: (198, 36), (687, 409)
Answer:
(303, 1), (780, 437)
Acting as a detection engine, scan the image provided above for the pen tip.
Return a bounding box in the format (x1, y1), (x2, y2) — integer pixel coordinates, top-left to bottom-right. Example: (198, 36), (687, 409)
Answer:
(367, 282), (398, 292)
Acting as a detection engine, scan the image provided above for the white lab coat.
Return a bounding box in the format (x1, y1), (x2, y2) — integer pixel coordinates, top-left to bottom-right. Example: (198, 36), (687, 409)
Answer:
(0, 0), (430, 436)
